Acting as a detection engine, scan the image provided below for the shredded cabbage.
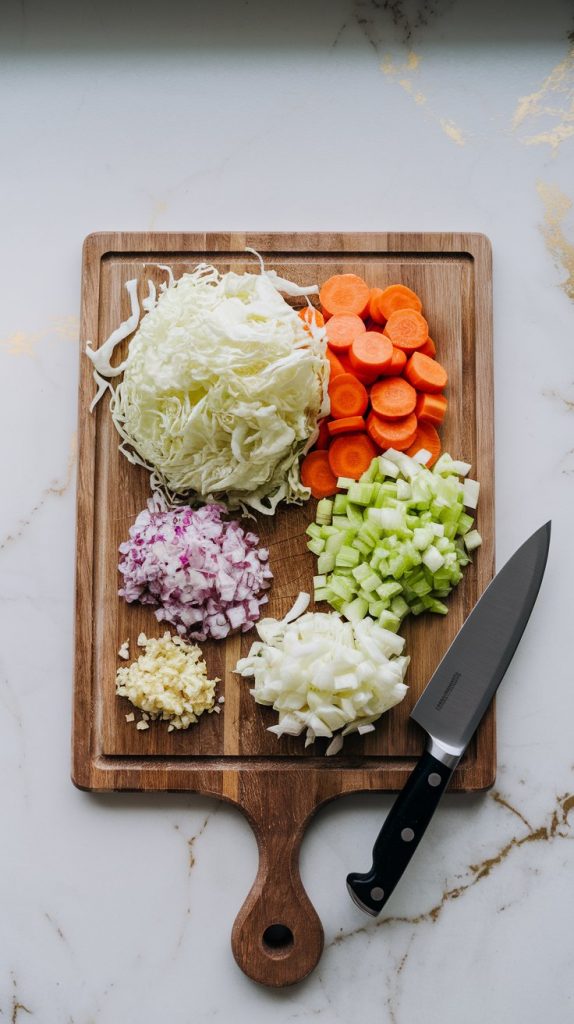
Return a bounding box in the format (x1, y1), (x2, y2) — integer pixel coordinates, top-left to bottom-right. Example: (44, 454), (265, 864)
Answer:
(87, 261), (329, 514)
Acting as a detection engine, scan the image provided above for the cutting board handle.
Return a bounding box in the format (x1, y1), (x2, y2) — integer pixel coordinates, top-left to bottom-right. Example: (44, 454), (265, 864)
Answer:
(231, 774), (324, 987)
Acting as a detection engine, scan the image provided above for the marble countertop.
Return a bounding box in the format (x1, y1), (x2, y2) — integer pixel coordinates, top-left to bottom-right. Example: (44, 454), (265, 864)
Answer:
(1, 1), (573, 1020)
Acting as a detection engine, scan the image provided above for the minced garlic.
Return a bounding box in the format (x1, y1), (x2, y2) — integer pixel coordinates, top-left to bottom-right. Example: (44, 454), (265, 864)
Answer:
(116, 631), (219, 731)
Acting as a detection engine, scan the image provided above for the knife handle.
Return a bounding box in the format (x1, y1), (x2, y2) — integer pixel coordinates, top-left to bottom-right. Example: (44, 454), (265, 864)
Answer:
(346, 748), (455, 916)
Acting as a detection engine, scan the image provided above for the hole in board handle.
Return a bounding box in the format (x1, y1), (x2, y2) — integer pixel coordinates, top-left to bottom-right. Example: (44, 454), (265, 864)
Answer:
(262, 923), (294, 957)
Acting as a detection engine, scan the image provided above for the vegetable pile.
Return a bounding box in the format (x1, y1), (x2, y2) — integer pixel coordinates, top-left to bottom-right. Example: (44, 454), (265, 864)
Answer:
(299, 276), (449, 498)
(307, 449), (482, 630)
(118, 503), (272, 640)
(87, 263), (329, 514)
(116, 631), (220, 731)
(235, 596), (409, 754)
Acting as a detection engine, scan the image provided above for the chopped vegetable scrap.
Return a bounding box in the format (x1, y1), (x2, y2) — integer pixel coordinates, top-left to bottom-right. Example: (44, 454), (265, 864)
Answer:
(301, 275), (449, 494)
(116, 631), (219, 731)
(118, 502), (272, 641)
(86, 261), (329, 514)
(235, 594), (409, 754)
(306, 449), (481, 629)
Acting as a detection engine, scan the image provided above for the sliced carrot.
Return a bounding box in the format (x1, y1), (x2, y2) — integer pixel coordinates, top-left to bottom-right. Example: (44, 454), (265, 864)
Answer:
(383, 309), (428, 352)
(404, 352), (448, 393)
(300, 450), (337, 498)
(349, 332), (393, 376)
(366, 412), (418, 451)
(329, 373), (369, 419)
(368, 288), (386, 323)
(370, 284), (423, 324)
(325, 313), (366, 353)
(419, 336), (436, 358)
(378, 346), (408, 375)
(370, 377), (417, 420)
(314, 418), (331, 450)
(405, 422), (441, 467)
(320, 274), (370, 320)
(298, 306), (325, 329)
(337, 353), (374, 386)
(327, 416), (366, 436)
(326, 347), (347, 379)
(415, 392), (447, 425)
(328, 433), (378, 480)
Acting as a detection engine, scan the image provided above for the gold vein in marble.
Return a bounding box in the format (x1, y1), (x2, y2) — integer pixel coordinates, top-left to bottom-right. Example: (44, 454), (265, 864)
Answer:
(380, 51), (466, 145)
(0, 433), (77, 553)
(537, 181), (574, 302)
(9, 974), (32, 1023)
(0, 316), (79, 359)
(327, 789), (573, 949)
(513, 45), (574, 153)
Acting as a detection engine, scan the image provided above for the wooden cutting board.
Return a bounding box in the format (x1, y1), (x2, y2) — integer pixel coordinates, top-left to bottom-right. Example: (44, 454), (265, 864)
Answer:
(73, 231), (494, 986)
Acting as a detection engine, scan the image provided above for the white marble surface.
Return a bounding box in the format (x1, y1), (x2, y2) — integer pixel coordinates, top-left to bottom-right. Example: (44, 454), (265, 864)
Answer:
(1, 0), (574, 1019)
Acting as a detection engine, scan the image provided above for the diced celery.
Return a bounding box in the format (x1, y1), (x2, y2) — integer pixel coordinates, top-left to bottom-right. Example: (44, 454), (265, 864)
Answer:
(337, 477), (356, 489)
(346, 503), (365, 527)
(341, 597), (369, 624)
(333, 514), (351, 530)
(391, 596), (410, 619)
(464, 530), (482, 551)
(359, 460), (379, 483)
(307, 538), (325, 556)
(457, 512), (474, 535)
(333, 493), (348, 515)
(306, 522), (322, 539)
(316, 498), (333, 525)
(330, 575), (357, 602)
(368, 600), (386, 618)
(317, 551), (336, 574)
(305, 445), (481, 629)
(378, 456), (399, 479)
(335, 545), (361, 568)
(376, 580), (403, 600)
(325, 532), (345, 555)
(422, 545), (444, 573)
(378, 610), (401, 632)
(347, 482), (375, 506)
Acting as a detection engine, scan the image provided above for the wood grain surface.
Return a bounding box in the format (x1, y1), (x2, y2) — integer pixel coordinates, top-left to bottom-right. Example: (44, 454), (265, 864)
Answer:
(73, 231), (494, 986)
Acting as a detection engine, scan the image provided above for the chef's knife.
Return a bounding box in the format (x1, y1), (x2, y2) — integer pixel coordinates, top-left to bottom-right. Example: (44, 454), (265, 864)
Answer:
(347, 521), (551, 917)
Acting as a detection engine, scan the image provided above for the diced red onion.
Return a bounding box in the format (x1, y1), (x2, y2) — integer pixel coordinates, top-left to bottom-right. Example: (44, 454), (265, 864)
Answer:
(118, 503), (273, 641)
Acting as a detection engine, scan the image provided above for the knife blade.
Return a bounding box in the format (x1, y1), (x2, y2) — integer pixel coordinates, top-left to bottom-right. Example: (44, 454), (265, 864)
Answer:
(346, 521), (551, 917)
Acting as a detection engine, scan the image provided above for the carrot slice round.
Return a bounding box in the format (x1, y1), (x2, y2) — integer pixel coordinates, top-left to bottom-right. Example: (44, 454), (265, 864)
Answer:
(300, 450), (337, 498)
(325, 313), (366, 352)
(419, 336), (436, 358)
(371, 284), (422, 323)
(349, 332), (393, 375)
(415, 392), (447, 425)
(404, 352), (448, 393)
(370, 377), (417, 420)
(320, 274), (371, 319)
(368, 288), (386, 323)
(378, 346), (407, 375)
(328, 434), (378, 480)
(328, 373), (369, 419)
(327, 416), (366, 436)
(337, 353), (374, 386)
(366, 412), (418, 451)
(383, 309), (428, 352)
(326, 347), (347, 380)
(298, 306), (325, 329)
(405, 422), (441, 467)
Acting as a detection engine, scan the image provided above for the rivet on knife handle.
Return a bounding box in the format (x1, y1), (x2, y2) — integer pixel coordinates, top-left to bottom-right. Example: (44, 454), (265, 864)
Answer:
(346, 747), (455, 916)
